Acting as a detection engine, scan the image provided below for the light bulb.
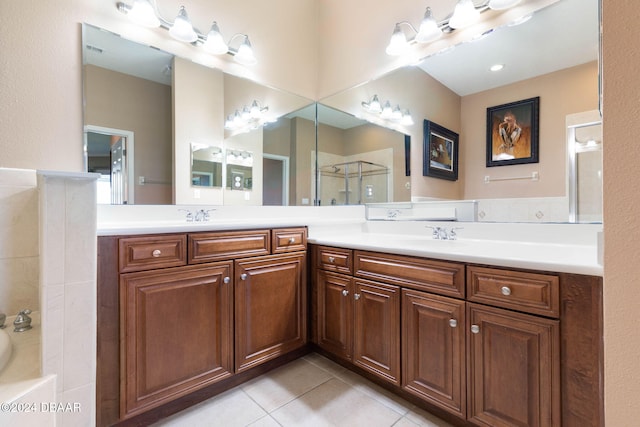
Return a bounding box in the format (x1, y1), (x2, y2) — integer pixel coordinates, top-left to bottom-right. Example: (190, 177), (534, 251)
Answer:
(169, 6), (198, 43)
(488, 0), (522, 10)
(448, 0), (480, 29)
(234, 37), (257, 65)
(416, 7), (442, 43)
(127, 0), (160, 28)
(369, 95), (382, 113)
(381, 101), (393, 119)
(203, 22), (228, 55)
(385, 24), (409, 56)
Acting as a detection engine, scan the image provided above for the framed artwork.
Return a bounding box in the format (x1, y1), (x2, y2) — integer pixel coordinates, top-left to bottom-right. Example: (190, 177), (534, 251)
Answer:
(486, 96), (540, 167)
(423, 120), (459, 181)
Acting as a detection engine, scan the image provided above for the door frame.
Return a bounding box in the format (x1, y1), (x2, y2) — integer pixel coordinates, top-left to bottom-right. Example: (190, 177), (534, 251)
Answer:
(263, 153), (289, 206)
(84, 125), (135, 204)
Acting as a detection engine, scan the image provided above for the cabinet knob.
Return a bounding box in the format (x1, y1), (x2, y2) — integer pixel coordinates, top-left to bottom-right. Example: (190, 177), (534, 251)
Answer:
(223, 277), (230, 284)
(328, 256), (335, 263)
(152, 249), (162, 257)
(354, 293), (361, 300)
(342, 289), (349, 297)
(288, 237), (296, 244)
(449, 319), (457, 328)
(471, 324), (480, 334)
(240, 273), (248, 280)
(501, 286), (512, 296)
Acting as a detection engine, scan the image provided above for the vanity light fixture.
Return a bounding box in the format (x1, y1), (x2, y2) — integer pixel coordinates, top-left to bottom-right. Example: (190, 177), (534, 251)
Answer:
(116, 1), (257, 65)
(362, 95), (414, 126)
(225, 100), (271, 132)
(386, 0), (525, 56)
(490, 63), (504, 71)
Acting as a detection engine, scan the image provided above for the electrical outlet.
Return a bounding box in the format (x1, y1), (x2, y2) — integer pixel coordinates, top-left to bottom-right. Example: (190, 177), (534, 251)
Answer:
(194, 189), (200, 199)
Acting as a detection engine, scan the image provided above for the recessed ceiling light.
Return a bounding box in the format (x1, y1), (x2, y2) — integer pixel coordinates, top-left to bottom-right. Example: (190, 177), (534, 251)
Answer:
(490, 64), (504, 72)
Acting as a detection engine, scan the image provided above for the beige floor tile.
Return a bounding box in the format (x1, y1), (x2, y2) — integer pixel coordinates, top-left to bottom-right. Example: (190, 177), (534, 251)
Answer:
(331, 367), (411, 415)
(242, 357), (333, 412)
(302, 353), (348, 377)
(404, 406), (456, 427)
(151, 388), (267, 427)
(270, 378), (403, 427)
(246, 414), (282, 427)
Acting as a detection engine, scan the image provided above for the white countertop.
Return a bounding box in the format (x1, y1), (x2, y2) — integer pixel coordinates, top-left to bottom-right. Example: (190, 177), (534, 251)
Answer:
(96, 205), (603, 277)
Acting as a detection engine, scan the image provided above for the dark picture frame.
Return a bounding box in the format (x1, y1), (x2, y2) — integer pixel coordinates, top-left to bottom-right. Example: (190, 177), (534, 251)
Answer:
(423, 120), (459, 181)
(486, 96), (540, 167)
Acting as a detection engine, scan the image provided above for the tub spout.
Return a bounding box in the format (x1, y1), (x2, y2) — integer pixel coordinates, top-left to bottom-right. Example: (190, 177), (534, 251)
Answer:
(13, 309), (32, 332)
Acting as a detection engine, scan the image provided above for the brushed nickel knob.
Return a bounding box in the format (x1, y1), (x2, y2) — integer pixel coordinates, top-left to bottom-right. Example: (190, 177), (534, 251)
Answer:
(223, 277), (230, 284)
(288, 237), (296, 243)
(471, 325), (480, 334)
(240, 273), (248, 280)
(449, 319), (457, 328)
(152, 249), (162, 257)
(354, 293), (361, 300)
(501, 286), (512, 296)
(328, 256), (335, 263)
(342, 289), (349, 297)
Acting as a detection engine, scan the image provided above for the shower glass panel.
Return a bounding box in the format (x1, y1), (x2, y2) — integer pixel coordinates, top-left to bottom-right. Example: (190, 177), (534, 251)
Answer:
(319, 160), (389, 205)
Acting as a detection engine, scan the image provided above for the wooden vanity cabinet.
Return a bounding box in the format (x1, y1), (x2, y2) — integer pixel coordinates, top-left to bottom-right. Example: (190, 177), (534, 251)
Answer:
(314, 246), (401, 385)
(98, 228), (308, 425)
(234, 252), (307, 373)
(119, 262), (234, 418)
(402, 289), (466, 419)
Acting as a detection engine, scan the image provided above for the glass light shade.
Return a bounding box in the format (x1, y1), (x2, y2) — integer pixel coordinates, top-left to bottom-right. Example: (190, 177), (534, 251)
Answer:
(203, 22), (228, 54)
(448, 0), (480, 29)
(380, 101), (393, 119)
(416, 7), (442, 43)
(385, 24), (409, 56)
(401, 112), (414, 126)
(488, 0), (522, 10)
(250, 100), (261, 118)
(169, 6), (198, 43)
(128, 0), (160, 28)
(391, 106), (403, 120)
(234, 37), (257, 65)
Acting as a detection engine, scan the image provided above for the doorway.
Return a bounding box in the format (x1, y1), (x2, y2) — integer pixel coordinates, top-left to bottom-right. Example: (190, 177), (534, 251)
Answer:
(263, 154), (289, 206)
(84, 125), (135, 204)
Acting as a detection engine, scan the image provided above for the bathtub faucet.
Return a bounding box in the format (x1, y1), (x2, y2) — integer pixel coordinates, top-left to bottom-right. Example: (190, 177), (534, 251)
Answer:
(13, 309), (32, 332)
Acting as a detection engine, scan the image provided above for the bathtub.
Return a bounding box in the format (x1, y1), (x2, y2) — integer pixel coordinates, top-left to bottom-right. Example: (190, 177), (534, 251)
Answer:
(0, 312), (56, 426)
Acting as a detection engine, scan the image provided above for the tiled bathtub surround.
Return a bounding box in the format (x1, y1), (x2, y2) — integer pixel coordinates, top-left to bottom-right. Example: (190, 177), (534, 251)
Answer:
(0, 168), (39, 316)
(38, 170), (99, 427)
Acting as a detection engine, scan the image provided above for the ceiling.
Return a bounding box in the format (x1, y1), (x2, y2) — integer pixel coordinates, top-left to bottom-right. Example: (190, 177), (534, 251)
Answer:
(83, 0), (598, 99)
(419, 0), (599, 96)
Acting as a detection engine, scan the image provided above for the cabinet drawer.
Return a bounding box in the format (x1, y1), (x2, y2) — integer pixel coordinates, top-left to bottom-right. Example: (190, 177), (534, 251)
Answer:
(119, 235), (187, 273)
(354, 250), (465, 299)
(316, 246), (353, 274)
(467, 266), (560, 318)
(188, 230), (271, 264)
(272, 227), (307, 253)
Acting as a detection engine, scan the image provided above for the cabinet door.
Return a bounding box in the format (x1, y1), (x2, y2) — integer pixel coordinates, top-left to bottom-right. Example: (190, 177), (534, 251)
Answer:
(353, 278), (400, 385)
(467, 303), (560, 427)
(235, 253), (307, 373)
(402, 289), (466, 418)
(120, 263), (233, 418)
(316, 270), (353, 360)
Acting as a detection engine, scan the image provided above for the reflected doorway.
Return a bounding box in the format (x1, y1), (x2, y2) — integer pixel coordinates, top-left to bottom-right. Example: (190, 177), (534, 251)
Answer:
(84, 125), (135, 204)
(263, 154), (289, 206)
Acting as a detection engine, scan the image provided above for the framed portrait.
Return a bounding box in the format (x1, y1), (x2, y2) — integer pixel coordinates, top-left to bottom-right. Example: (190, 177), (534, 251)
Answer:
(486, 96), (539, 167)
(423, 120), (459, 181)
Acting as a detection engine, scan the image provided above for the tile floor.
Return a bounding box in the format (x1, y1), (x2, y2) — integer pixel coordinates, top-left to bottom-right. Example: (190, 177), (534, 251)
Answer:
(152, 353), (454, 427)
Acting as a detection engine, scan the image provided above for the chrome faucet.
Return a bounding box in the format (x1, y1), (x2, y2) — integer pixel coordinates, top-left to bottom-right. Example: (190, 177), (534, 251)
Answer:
(13, 309), (32, 332)
(426, 226), (463, 240)
(387, 209), (401, 219)
(194, 209), (215, 222)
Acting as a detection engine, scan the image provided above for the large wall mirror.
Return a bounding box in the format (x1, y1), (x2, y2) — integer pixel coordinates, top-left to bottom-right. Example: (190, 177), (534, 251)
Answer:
(83, 0), (600, 221)
(319, 0), (600, 222)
